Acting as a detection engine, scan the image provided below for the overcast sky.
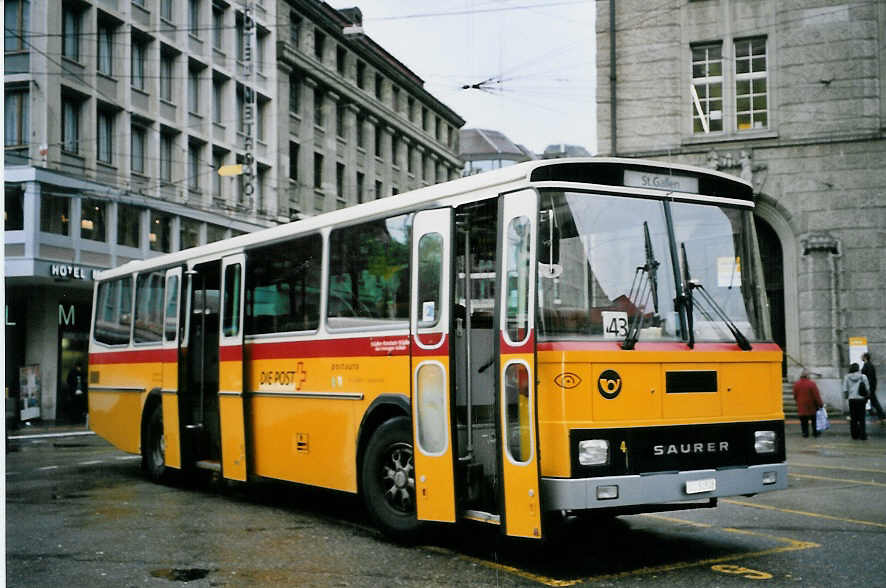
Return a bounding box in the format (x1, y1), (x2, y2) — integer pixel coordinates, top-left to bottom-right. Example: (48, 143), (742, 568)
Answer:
(328, 1), (598, 155)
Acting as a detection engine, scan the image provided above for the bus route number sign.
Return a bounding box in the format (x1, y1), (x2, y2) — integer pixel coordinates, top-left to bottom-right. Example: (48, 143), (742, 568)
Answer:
(601, 311), (629, 339)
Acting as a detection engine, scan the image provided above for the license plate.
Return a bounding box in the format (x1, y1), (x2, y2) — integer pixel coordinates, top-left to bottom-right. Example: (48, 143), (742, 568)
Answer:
(686, 478), (716, 494)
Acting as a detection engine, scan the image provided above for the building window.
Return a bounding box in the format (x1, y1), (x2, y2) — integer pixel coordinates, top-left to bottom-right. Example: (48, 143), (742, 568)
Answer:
(4, 89), (29, 147)
(40, 194), (70, 236)
(62, 97), (79, 153)
(407, 97), (415, 122)
(180, 217), (201, 250)
(336, 162), (345, 199)
(117, 203), (141, 247)
(257, 100), (266, 142)
(80, 198), (107, 242)
(336, 103), (345, 138)
(132, 38), (147, 91)
(213, 152), (224, 199)
(356, 115), (365, 149)
(150, 211), (172, 253)
(4, 188), (24, 231)
(422, 107), (429, 132)
(161, 0), (173, 21)
(188, 68), (200, 112)
(189, 143), (201, 190)
(356, 172), (365, 204)
(374, 180), (383, 200)
(407, 145), (414, 174)
(434, 118), (441, 141)
(691, 43), (723, 134)
(62, 5), (80, 60)
(160, 133), (173, 182)
(207, 224), (226, 242)
(374, 125), (382, 158)
(212, 79), (224, 123)
(5, 0), (30, 52)
(213, 7), (224, 49)
(314, 29), (325, 62)
(336, 46), (346, 74)
(160, 52), (174, 102)
(290, 12), (301, 46)
(256, 31), (266, 74)
(314, 88), (324, 127)
(236, 14), (244, 61)
(188, 0), (200, 36)
(97, 109), (113, 164)
(735, 37), (768, 131)
(97, 23), (113, 75)
(289, 74), (300, 114)
(356, 61), (366, 89)
(289, 141), (299, 181)
(392, 86), (400, 113)
(236, 84), (245, 132)
(375, 73), (383, 100)
(313, 152), (323, 189)
(131, 125), (146, 174)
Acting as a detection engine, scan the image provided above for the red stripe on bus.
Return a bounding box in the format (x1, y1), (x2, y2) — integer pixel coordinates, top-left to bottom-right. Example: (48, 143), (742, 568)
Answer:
(537, 341), (781, 352)
(89, 348), (177, 365)
(247, 334), (412, 359)
(219, 345), (243, 362)
(500, 331), (534, 354)
(412, 334), (449, 357)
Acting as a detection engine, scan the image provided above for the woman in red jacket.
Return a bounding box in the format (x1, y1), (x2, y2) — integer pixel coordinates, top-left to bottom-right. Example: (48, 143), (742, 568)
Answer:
(793, 369), (824, 438)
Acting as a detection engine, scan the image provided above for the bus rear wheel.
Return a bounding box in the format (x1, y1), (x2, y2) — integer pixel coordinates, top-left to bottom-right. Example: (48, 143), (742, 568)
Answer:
(361, 417), (420, 541)
(142, 403), (167, 483)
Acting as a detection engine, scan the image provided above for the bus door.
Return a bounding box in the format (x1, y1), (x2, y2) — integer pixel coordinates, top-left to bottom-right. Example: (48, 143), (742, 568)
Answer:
(496, 190), (542, 539)
(219, 254), (247, 481)
(410, 208), (456, 523)
(161, 266), (183, 469)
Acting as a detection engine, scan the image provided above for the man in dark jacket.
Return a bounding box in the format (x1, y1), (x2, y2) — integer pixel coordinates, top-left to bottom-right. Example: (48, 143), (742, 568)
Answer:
(862, 353), (884, 422)
(793, 369), (823, 438)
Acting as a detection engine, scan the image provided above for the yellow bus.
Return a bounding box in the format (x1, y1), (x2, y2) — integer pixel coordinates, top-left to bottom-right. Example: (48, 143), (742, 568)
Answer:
(88, 157), (786, 540)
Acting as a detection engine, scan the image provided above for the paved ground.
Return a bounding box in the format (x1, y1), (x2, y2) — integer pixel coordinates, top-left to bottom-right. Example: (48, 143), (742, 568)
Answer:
(5, 417), (886, 586)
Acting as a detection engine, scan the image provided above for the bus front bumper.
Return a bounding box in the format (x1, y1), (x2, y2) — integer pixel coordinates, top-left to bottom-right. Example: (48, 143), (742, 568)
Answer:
(540, 463), (787, 511)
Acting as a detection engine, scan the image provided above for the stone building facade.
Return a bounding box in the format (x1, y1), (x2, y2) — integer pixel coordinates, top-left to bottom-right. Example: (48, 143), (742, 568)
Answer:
(596, 0), (886, 405)
(4, 0), (463, 421)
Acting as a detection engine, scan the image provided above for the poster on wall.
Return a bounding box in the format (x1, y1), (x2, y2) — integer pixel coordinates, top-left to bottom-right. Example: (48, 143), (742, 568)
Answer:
(849, 337), (868, 368)
(19, 365), (41, 421)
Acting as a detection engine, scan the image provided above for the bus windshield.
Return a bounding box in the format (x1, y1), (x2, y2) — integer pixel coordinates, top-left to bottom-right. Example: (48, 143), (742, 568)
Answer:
(537, 190), (768, 343)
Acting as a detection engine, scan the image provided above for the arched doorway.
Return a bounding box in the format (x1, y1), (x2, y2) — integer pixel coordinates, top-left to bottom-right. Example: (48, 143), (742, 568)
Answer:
(755, 216), (786, 376)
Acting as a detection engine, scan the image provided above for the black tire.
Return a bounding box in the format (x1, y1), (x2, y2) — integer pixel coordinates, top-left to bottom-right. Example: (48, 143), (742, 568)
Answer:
(142, 403), (167, 483)
(361, 417), (421, 541)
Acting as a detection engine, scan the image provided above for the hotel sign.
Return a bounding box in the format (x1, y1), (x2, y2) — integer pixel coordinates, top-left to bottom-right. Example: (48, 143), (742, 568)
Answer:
(50, 263), (97, 281)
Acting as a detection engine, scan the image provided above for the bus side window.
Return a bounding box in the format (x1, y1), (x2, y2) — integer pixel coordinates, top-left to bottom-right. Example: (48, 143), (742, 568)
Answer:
(222, 264), (242, 338)
(94, 276), (133, 345)
(164, 275), (179, 342)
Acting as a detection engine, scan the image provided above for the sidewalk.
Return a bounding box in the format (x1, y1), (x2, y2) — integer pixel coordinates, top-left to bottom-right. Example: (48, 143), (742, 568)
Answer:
(6, 420), (92, 439)
(784, 414), (886, 438)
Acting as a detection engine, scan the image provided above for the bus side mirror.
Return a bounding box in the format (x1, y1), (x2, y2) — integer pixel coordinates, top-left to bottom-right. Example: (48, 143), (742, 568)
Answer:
(539, 211), (560, 265)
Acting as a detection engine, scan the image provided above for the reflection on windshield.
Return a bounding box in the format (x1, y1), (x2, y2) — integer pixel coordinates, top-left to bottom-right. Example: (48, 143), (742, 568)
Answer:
(537, 191), (767, 343)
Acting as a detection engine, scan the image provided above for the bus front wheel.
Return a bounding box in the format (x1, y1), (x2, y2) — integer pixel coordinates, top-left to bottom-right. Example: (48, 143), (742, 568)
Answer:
(142, 403), (167, 483)
(361, 417), (420, 541)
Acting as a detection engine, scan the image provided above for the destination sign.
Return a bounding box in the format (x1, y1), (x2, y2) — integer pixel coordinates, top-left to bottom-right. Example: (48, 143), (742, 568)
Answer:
(624, 169), (699, 194)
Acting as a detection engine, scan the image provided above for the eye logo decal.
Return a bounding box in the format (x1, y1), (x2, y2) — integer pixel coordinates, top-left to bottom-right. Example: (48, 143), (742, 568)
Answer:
(554, 372), (582, 389)
(598, 369), (622, 399)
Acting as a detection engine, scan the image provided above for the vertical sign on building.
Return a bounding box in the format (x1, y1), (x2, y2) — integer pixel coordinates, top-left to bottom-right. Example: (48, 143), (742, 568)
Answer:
(241, 1), (256, 211)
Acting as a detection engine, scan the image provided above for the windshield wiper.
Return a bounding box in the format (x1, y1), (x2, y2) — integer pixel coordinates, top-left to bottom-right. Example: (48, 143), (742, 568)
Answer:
(680, 242), (751, 351)
(622, 222), (660, 350)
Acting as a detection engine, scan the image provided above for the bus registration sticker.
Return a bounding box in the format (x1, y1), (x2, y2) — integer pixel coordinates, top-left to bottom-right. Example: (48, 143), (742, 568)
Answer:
(601, 311), (628, 339)
(686, 478), (716, 494)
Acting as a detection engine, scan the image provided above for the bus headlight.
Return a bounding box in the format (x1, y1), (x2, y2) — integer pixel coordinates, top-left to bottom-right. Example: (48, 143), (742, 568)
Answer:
(754, 430), (776, 454)
(578, 439), (609, 465)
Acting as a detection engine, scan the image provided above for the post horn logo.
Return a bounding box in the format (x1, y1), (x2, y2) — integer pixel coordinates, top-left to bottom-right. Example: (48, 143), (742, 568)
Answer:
(598, 369), (622, 399)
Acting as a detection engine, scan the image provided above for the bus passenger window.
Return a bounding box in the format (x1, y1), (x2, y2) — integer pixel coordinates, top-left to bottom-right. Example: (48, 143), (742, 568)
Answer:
(245, 234), (322, 334)
(164, 275), (179, 342)
(505, 216), (531, 343)
(134, 271), (165, 343)
(94, 277), (133, 345)
(222, 264), (241, 338)
(417, 233), (442, 328)
(504, 362), (531, 463)
(327, 215), (410, 329)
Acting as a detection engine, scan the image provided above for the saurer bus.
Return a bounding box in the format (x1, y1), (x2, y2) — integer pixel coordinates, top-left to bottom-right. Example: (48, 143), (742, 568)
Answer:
(88, 158), (786, 540)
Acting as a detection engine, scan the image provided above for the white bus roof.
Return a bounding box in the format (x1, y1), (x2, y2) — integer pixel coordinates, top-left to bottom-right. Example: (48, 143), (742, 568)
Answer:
(94, 157), (752, 281)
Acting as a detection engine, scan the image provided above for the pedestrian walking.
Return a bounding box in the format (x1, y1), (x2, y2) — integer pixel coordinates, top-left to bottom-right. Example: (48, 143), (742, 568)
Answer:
(843, 363), (871, 440)
(792, 369), (823, 438)
(861, 352), (885, 423)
